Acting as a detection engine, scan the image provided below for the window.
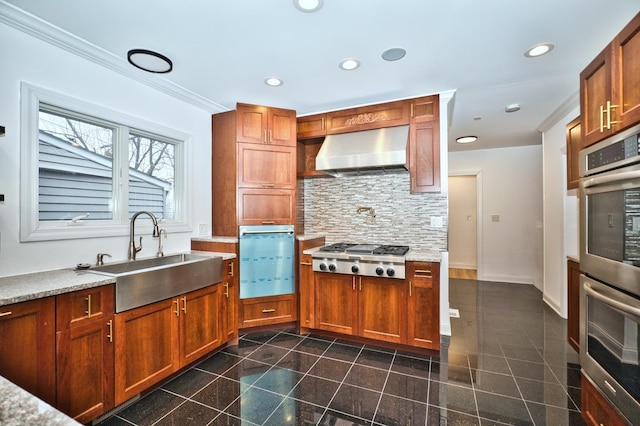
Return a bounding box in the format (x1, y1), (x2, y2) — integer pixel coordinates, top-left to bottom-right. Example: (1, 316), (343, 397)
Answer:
(21, 82), (190, 241)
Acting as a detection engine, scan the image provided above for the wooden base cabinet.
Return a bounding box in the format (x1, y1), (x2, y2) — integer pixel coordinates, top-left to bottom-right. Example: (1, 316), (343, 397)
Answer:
(567, 259), (581, 352)
(0, 297), (56, 405)
(56, 285), (114, 423)
(114, 284), (222, 405)
(315, 273), (357, 336)
(407, 262), (440, 350)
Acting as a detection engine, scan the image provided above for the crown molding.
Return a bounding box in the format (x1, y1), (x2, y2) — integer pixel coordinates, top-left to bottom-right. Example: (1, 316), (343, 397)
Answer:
(0, 1), (228, 113)
(537, 90), (579, 133)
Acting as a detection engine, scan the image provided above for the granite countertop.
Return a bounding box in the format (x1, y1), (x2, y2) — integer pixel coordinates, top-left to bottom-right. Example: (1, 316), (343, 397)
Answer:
(0, 376), (80, 426)
(0, 250), (235, 307)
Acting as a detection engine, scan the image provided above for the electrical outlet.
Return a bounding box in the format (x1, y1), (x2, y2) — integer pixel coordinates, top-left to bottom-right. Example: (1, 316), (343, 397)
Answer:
(492, 214), (500, 222)
(198, 224), (207, 235)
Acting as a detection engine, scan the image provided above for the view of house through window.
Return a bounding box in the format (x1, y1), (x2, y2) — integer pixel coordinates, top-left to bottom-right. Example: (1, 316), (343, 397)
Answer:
(38, 106), (176, 223)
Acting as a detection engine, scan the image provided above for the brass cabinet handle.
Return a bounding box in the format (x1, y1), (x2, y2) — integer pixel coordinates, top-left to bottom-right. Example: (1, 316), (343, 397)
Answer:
(321, 117), (325, 130)
(228, 261), (234, 277)
(0, 311), (13, 317)
(85, 295), (92, 318)
(107, 320), (113, 342)
(410, 103), (414, 118)
(600, 104), (605, 132)
(359, 277), (362, 291)
(262, 309), (276, 313)
(262, 221), (276, 225)
(182, 296), (187, 314)
(264, 129), (267, 143)
(269, 129), (273, 143)
(174, 298), (180, 316)
(409, 280), (412, 297)
(300, 262), (312, 266)
(224, 282), (229, 298)
(261, 183), (276, 188)
(414, 269), (432, 277)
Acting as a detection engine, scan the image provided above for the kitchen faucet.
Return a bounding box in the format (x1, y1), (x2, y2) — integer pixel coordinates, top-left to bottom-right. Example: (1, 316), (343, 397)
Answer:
(128, 211), (160, 260)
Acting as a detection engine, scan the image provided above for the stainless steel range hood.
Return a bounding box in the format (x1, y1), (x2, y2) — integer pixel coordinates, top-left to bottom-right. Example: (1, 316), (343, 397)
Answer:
(315, 125), (409, 176)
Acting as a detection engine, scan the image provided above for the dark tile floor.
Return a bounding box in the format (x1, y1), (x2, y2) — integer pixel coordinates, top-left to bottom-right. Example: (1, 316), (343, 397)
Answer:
(98, 279), (585, 425)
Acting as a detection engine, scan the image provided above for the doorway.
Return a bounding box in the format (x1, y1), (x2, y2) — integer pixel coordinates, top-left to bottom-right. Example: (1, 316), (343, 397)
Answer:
(448, 175), (479, 280)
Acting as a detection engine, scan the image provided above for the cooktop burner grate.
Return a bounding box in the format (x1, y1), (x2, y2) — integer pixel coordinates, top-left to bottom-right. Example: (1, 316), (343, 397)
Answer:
(373, 245), (410, 256)
(318, 243), (358, 252)
(318, 243), (410, 256)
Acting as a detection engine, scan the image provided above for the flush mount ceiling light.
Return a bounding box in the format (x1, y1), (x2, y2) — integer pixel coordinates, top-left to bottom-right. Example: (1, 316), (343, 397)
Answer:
(127, 49), (173, 73)
(381, 47), (407, 61)
(264, 77), (284, 87)
(293, 0), (324, 13)
(456, 136), (478, 144)
(524, 43), (554, 58)
(339, 58), (361, 71)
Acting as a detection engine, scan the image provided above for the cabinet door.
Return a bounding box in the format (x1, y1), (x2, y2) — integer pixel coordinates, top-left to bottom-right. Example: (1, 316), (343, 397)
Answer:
(407, 262), (440, 350)
(180, 286), (222, 366)
(236, 103), (269, 145)
(56, 316), (114, 423)
(314, 273), (356, 335)
(268, 107), (297, 146)
(409, 95), (439, 123)
(0, 298), (56, 405)
(237, 143), (296, 189)
(567, 260), (581, 352)
(298, 253), (315, 329)
(237, 188), (295, 226)
(409, 120), (441, 193)
(114, 299), (179, 405)
(566, 117), (582, 190)
(612, 13), (640, 132)
(358, 276), (406, 344)
(222, 258), (238, 342)
(580, 46), (614, 147)
(297, 113), (327, 139)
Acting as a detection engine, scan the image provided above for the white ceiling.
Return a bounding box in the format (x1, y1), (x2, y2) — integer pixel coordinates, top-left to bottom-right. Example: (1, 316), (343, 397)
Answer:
(2, 1), (639, 151)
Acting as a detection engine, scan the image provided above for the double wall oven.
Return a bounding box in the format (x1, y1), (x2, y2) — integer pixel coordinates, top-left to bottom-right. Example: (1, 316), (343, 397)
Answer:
(579, 123), (640, 424)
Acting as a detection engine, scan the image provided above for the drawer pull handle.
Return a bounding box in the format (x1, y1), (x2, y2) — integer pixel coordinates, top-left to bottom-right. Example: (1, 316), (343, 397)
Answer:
(300, 262), (312, 266)
(262, 221), (276, 225)
(228, 261), (234, 276)
(224, 282), (229, 298)
(0, 311), (12, 317)
(174, 298), (180, 316)
(262, 309), (276, 313)
(86, 295), (92, 318)
(107, 320), (113, 342)
(182, 296), (187, 314)
(262, 183), (276, 188)
(409, 280), (412, 297)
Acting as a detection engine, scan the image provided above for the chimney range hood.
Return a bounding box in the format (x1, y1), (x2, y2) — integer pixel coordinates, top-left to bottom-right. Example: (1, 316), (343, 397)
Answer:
(315, 125), (409, 176)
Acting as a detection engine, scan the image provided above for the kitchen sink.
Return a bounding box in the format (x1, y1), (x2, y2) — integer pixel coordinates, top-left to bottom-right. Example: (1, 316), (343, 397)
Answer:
(88, 253), (223, 313)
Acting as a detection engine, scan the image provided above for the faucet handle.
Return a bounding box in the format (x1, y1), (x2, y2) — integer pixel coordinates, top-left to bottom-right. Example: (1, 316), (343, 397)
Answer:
(96, 253), (112, 266)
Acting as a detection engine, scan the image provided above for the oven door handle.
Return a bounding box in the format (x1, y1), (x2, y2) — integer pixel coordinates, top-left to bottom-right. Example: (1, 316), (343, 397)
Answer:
(584, 281), (640, 319)
(582, 168), (640, 189)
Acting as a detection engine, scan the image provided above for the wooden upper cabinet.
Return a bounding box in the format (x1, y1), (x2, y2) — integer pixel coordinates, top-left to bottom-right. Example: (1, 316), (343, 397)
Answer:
(613, 13), (640, 133)
(237, 143), (296, 189)
(409, 95), (439, 123)
(297, 114), (327, 139)
(325, 100), (410, 134)
(581, 12), (640, 147)
(566, 116), (582, 190)
(236, 103), (296, 146)
(409, 120), (441, 193)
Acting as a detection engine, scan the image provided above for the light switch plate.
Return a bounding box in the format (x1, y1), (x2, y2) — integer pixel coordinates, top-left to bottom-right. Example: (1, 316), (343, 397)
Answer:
(491, 214), (500, 222)
(430, 216), (443, 228)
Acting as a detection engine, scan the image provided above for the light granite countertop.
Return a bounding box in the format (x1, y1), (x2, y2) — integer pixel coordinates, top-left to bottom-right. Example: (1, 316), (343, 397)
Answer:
(0, 250), (235, 307)
(0, 376), (80, 426)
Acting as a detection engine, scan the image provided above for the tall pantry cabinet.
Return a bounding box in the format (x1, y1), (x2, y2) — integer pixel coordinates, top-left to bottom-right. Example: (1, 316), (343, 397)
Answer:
(211, 103), (297, 329)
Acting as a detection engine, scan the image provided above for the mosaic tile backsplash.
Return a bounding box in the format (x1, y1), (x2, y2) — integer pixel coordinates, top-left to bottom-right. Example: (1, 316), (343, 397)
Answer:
(300, 172), (448, 252)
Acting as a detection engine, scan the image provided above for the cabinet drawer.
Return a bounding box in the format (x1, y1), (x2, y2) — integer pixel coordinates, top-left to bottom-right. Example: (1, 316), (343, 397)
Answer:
(240, 295), (296, 328)
(581, 374), (627, 426)
(56, 285), (115, 330)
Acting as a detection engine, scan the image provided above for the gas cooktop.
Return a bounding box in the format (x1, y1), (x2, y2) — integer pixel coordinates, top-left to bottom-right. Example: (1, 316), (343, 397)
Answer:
(318, 243), (410, 256)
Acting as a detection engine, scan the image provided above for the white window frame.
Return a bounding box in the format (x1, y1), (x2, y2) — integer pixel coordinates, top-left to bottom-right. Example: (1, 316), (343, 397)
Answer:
(20, 82), (192, 242)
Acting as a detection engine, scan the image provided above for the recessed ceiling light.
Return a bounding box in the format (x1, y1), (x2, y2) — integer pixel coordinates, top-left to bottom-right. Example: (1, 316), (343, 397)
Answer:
(127, 49), (173, 73)
(524, 43), (554, 58)
(293, 0), (323, 13)
(264, 77), (283, 87)
(381, 47), (406, 61)
(339, 58), (360, 71)
(505, 103), (521, 113)
(456, 136), (478, 144)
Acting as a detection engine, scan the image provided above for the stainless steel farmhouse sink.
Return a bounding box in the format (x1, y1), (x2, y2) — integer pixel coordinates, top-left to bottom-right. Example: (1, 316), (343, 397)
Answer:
(88, 253), (223, 313)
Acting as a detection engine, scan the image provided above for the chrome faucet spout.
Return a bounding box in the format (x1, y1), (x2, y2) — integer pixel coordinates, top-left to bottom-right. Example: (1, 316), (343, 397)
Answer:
(128, 211), (160, 260)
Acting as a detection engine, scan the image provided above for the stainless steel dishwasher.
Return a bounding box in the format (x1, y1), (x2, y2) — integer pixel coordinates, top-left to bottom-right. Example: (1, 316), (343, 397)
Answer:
(238, 225), (295, 299)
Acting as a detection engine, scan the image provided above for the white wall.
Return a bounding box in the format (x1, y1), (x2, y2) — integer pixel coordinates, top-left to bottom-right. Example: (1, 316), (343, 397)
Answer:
(0, 23), (212, 277)
(541, 106), (580, 317)
(449, 145), (544, 288)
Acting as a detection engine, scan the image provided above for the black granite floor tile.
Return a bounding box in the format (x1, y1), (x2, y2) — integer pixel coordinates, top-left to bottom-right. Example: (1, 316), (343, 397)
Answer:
(344, 364), (388, 391)
(276, 349), (320, 373)
(383, 371), (429, 403)
(515, 377), (579, 410)
(472, 370), (522, 399)
(116, 389), (187, 426)
(252, 367), (304, 395)
(428, 381), (478, 417)
(290, 374), (340, 407)
(224, 358), (272, 385)
(355, 347), (394, 370)
(375, 393), (428, 425)
(473, 353), (511, 375)
(245, 344), (290, 365)
(427, 404), (481, 425)
(241, 330), (281, 344)
(430, 361), (473, 387)
(152, 400), (219, 426)
(224, 386), (284, 425)
(390, 353), (431, 378)
(319, 409), (371, 425)
(207, 412), (248, 426)
(526, 401), (586, 426)
(195, 351), (242, 376)
(507, 358), (559, 384)
(328, 383), (380, 422)
(161, 368), (216, 398)
(293, 336), (332, 356)
(265, 332), (306, 349)
(191, 376), (241, 411)
(307, 356), (352, 382)
(263, 397), (325, 426)
(323, 341), (363, 362)
(475, 391), (533, 425)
